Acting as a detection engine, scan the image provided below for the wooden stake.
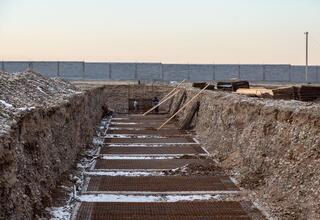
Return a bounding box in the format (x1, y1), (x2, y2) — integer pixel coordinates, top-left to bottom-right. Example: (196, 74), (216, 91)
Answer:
(143, 90), (180, 116)
(159, 79), (186, 102)
(157, 83), (210, 130)
(143, 79), (185, 116)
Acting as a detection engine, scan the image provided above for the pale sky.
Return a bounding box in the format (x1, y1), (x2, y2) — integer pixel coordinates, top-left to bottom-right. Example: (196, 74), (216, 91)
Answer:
(0, 0), (319, 64)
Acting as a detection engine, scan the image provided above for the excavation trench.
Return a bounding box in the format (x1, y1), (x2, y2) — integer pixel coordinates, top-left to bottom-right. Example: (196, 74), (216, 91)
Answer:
(0, 72), (171, 219)
(1, 74), (320, 219)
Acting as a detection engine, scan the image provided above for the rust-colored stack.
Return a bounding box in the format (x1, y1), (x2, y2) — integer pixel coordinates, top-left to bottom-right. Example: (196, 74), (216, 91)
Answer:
(297, 85), (320, 101)
(192, 82), (215, 90)
(217, 80), (249, 91)
(271, 87), (296, 100)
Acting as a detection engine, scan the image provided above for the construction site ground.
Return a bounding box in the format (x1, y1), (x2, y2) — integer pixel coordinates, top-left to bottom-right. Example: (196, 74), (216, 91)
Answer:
(70, 113), (267, 220)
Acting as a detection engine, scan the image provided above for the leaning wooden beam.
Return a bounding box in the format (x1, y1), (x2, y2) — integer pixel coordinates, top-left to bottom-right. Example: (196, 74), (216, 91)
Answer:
(143, 80), (185, 116)
(160, 79), (186, 103)
(157, 83), (210, 130)
(143, 90), (180, 116)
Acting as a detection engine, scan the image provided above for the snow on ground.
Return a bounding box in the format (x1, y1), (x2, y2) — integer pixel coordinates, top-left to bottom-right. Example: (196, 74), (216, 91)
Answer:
(104, 134), (166, 138)
(111, 122), (139, 125)
(46, 117), (109, 219)
(84, 171), (165, 176)
(100, 156), (176, 160)
(0, 100), (13, 108)
(77, 194), (222, 203)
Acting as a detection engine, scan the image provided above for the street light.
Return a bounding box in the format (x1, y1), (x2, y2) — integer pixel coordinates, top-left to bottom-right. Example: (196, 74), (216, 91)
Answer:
(304, 31), (309, 82)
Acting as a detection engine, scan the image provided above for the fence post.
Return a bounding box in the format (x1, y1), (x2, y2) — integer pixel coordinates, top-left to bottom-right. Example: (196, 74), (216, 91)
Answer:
(57, 61), (60, 77)
(289, 65), (292, 83)
(82, 61), (85, 79)
(161, 63), (164, 81)
(110, 63), (113, 80)
(28, 62), (33, 70)
(135, 62), (138, 80)
(212, 64), (216, 80)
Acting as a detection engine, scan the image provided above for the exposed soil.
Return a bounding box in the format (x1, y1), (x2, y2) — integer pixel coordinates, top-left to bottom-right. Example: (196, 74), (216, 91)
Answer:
(163, 159), (225, 176)
(0, 71), (109, 219)
(172, 85), (320, 219)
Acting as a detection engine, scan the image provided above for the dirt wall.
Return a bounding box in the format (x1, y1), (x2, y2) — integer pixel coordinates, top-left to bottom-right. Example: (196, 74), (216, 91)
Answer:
(0, 77), (171, 219)
(171, 86), (320, 219)
(0, 87), (111, 219)
(75, 84), (172, 113)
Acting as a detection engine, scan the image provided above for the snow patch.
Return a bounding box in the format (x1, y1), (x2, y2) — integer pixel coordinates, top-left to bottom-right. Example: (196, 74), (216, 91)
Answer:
(111, 122), (139, 125)
(100, 155), (176, 160)
(104, 134), (166, 139)
(37, 86), (47, 94)
(0, 100), (13, 108)
(84, 171), (164, 176)
(17, 106), (35, 111)
(77, 194), (222, 203)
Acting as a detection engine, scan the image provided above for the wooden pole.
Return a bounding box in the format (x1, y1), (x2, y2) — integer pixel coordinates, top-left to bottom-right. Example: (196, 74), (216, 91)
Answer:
(159, 79), (186, 102)
(157, 83), (210, 130)
(143, 90), (180, 116)
(142, 80), (185, 116)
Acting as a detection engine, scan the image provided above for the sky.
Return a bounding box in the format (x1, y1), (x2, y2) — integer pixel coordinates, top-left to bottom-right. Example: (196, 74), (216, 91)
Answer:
(0, 0), (319, 64)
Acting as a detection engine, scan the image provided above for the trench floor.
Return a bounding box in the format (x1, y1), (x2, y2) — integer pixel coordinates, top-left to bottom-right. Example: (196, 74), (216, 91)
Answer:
(72, 114), (265, 220)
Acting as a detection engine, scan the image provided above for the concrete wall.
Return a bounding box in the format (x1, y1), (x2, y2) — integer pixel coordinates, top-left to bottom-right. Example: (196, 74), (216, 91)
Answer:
(137, 63), (162, 80)
(291, 65), (318, 83)
(59, 62), (84, 80)
(3, 62), (30, 73)
(2, 61), (320, 83)
(239, 65), (264, 81)
(163, 64), (189, 81)
(32, 62), (59, 77)
(215, 64), (240, 80)
(189, 65), (214, 81)
(264, 65), (291, 82)
(84, 63), (110, 80)
(110, 63), (136, 80)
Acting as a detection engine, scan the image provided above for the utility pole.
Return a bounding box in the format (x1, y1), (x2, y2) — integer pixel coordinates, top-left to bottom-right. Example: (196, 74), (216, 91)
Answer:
(304, 31), (309, 82)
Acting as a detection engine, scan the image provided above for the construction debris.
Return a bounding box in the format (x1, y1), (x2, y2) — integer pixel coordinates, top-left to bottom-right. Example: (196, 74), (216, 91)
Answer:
(297, 85), (320, 101)
(236, 85), (320, 102)
(192, 82), (215, 90)
(217, 80), (250, 91)
(236, 88), (273, 97)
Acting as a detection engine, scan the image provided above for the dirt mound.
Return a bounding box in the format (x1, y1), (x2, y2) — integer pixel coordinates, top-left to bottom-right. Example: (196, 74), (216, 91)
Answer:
(0, 71), (81, 135)
(0, 71), (108, 219)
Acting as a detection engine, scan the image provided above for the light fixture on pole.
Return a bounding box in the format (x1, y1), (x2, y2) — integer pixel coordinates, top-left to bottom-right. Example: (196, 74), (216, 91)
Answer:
(304, 31), (309, 82)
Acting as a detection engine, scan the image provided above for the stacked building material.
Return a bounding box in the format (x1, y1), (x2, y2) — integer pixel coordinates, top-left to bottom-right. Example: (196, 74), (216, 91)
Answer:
(192, 82), (215, 90)
(270, 86), (296, 100)
(217, 80), (249, 91)
(297, 85), (320, 101)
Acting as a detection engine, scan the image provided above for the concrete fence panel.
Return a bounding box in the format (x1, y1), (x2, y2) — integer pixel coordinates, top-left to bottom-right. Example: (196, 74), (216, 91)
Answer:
(32, 62), (58, 77)
(137, 63), (162, 80)
(3, 62), (30, 73)
(84, 62), (110, 80)
(264, 65), (290, 82)
(163, 64), (189, 81)
(59, 62), (84, 80)
(189, 64), (214, 81)
(110, 63), (136, 80)
(239, 65), (264, 81)
(2, 61), (320, 83)
(290, 65), (318, 83)
(215, 65), (239, 80)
